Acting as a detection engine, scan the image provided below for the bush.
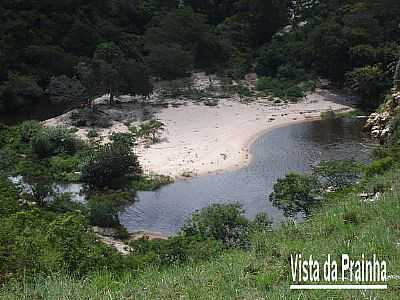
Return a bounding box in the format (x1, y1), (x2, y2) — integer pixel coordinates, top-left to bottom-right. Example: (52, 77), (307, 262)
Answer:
(277, 64), (309, 81)
(109, 132), (136, 147)
(87, 129), (99, 139)
(49, 155), (81, 182)
(80, 141), (142, 188)
(145, 43), (193, 80)
(181, 203), (250, 249)
(256, 77), (305, 102)
(364, 157), (394, 177)
(131, 235), (222, 266)
(19, 121), (43, 143)
(87, 192), (131, 228)
(70, 108), (112, 128)
(269, 173), (320, 217)
(45, 75), (85, 103)
(250, 213), (272, 232)
(345, 65), (390, 110)
(0, 74), (43, 112)
(31, 126), (79, 158)
(0, 176), (21, 218)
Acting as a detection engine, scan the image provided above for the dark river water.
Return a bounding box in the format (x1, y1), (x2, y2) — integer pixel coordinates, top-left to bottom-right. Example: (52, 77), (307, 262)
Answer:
(120, 117), (372, 235)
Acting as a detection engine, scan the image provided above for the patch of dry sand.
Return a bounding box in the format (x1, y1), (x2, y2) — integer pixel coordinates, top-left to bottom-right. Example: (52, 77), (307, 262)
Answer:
(44, 88), (354, 178)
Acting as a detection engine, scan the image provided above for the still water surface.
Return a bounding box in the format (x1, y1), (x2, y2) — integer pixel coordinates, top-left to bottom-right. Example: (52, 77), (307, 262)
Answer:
(120, 118), (372, 235)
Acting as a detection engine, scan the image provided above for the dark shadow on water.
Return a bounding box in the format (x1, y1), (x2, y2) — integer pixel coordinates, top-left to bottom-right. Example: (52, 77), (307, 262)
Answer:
(120, 118), (373, 235)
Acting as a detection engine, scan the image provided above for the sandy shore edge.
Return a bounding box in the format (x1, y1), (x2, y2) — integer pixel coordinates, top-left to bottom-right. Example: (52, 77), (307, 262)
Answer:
(44, 88), (355, 179)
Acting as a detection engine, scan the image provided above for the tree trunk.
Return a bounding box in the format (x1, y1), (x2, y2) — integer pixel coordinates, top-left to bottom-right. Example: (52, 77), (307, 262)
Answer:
(109, 90), (114, 105)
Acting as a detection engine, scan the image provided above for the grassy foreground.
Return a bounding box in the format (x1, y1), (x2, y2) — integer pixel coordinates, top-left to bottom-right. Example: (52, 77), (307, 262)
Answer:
(1, 154), (400, 299)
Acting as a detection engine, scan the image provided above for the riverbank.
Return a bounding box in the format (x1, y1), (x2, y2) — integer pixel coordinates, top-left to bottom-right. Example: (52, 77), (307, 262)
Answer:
(44, 88), (355, 179)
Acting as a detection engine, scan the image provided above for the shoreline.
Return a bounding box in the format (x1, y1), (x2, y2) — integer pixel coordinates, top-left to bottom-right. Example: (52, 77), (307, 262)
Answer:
(44, 88), (355, 179)
(135, 89), (354, 179)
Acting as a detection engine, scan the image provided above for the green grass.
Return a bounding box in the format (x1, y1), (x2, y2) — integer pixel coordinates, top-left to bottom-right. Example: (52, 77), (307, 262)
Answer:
(1, 163), (400, 299)
(321, 108), (367, 120)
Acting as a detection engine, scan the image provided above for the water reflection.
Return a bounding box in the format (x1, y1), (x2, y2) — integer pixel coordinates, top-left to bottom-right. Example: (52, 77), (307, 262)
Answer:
(120, 118), (372, 235)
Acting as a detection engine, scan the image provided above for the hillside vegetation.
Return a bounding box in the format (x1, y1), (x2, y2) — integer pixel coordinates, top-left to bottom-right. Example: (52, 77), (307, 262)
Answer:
(1, 0), (400, 299)
(1, 0), (400, 112)
(1, 113), (400, 298)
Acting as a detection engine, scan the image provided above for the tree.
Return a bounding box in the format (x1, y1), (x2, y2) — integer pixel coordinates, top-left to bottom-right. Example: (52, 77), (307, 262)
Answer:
(181, 203), (250, 248)
(77, 42), (153, 107)
(144, 7), (226, 74)
(345, 65), (390, 110)
(145, 43), (193, 79)
(269, 173), (320, 217)
(80, 140), (142, 188)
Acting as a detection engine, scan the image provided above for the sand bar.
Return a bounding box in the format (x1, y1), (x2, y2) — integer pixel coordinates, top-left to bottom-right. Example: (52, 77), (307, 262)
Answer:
(44, 88), (355, 179)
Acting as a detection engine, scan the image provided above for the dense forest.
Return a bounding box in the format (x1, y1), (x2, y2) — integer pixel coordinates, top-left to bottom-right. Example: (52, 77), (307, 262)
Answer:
(1, 0), (400, 113)
(1, 0), (400, 299)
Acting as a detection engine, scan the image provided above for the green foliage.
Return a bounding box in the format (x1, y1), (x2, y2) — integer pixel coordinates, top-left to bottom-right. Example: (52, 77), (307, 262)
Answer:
(256, 77), (306, 102)
(131, 235), (223, 266)
(0, 74), (43, 112)
(129, 120), (164, 143)
(48, 155), (81, 182)
(80, 140), (142, 188)
(145, 43), (193, 80)
(87, 129), (99, 139)
(269, 173), (320, 217)
(31, 126), (80, 158)
(18, 120), (42, 143)
(87, 192), (131, 228)
(130, 175), (173, 191)
(364, 157), (394, 177)
(78, 42), (153, 106)
(109, 132), (136, 148)
(250, 212), (272, 233)
(345, 65), (390, 110)
(181, 203), (250, 249)
(0, 176), (21, 218)
(313, 160), (362, 190)
(389, 111), (400, 145)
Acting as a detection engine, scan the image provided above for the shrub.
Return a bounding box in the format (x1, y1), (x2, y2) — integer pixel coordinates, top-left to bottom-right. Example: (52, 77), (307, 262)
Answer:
(277, 64), (309, 81)
(31, 126), (79, 158)
(345, 65), (390, 110)
(181, 203), (250, 249)
(0, 176), (21, 218)
(256, 77), (305, 102)
(0, 74), (43, 112)
(269, 173), (320, 217)
(145, 43), (193, 80)
(70, 108), (112, 128)
(49, 155), (81, 182)
(364, 157), (394, 177)
(87, 192), (131, 227)
(87, 129), (99, 139)
(46, 75), (85, 103)
(251, 212), (272, 232)
(19, 121), (43, 143)
(109, 132), (136, 147)
(131, 235), (222, 266)
(80, 141), (142, 188)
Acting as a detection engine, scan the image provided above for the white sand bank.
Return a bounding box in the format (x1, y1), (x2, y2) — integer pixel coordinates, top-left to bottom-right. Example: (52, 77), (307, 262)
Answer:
(44, 88), (355, 179)
(136, 89), (353, 178)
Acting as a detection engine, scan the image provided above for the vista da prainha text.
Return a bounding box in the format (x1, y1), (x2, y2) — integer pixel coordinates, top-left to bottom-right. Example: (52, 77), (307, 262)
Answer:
(291, 254), (388, 283)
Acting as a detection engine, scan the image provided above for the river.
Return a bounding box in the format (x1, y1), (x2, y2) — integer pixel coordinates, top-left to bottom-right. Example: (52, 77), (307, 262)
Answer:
(120, 117), (373, 235)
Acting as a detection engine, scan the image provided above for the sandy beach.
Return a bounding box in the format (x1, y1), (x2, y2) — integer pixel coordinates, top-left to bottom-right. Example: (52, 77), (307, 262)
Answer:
(44, 88), (355, 179)
(135, 89), (354, 178)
